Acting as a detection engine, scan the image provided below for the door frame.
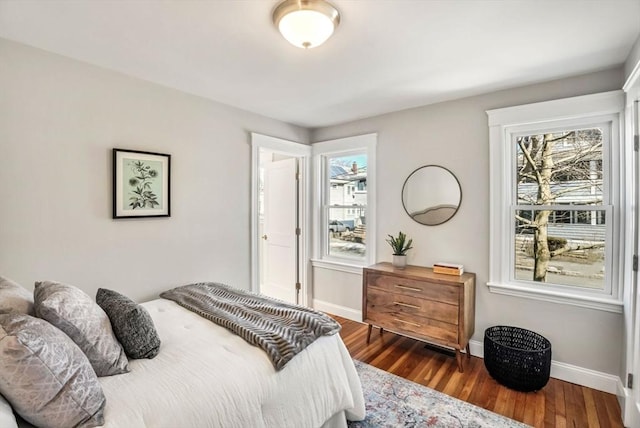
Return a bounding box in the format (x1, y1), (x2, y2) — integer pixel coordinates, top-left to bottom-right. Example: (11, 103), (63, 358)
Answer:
(250, 133), (311, 307)
(623, 63), (640, 427)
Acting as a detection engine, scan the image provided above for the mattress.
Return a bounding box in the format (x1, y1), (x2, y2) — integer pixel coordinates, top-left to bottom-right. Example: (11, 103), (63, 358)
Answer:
(98, 298), (365, 428)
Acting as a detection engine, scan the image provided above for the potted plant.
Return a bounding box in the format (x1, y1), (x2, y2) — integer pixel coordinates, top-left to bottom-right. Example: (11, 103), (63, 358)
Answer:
(386, 231), (413, 269)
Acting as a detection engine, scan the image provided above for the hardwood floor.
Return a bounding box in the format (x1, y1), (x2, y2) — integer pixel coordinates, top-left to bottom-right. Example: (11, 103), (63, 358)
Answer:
(335, 315), (624, 428)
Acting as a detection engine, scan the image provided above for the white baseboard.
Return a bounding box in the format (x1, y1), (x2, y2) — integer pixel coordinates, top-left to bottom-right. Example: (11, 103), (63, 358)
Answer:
(313, 299), (362, 322)
(551, 361), (620, 394)
(468, 339), (484, 357)
(468, 339), (621, 394)
(619, 377), (627, 398)
(618, 380), (630, 424)
(617, 379), (640, 428)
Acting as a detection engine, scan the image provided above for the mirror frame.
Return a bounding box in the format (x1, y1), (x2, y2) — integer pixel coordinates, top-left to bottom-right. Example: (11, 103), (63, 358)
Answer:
(401, 165), (462, 226)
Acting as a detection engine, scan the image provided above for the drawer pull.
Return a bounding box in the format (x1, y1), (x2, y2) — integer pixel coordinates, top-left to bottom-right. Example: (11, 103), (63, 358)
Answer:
(394, 301), (420, 309)
(395, 284), (422, 292)
(393, 318), (421, 328)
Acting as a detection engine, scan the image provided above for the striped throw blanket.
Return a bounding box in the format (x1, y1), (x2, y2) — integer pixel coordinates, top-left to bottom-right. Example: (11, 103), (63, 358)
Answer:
(159, 282), (341, 371)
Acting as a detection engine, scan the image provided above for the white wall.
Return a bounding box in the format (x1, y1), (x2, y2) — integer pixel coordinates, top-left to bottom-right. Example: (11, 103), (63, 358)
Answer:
(0, 38), (308, 302)
(625, 33), (640, 86)
(310, 68), (625, 376)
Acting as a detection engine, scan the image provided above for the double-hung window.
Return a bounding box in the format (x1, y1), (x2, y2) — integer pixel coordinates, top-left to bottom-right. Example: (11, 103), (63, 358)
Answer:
(487, 91), (625, 312)
(312, 134), (376, 269)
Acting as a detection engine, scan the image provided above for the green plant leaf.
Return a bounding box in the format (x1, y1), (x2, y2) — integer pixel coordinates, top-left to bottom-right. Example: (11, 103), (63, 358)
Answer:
(386, 231), (413, 255)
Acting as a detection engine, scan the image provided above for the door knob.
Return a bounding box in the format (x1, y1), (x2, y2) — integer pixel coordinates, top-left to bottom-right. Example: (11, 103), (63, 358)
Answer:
(262, 234), (268, 240)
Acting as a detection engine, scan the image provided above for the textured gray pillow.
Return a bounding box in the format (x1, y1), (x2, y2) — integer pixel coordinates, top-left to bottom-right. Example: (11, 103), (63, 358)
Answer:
(0, 314), (105, 428)
(96, 288), (161, 359)
(34, 281), (129, 377)
(0, 276), (33, 315)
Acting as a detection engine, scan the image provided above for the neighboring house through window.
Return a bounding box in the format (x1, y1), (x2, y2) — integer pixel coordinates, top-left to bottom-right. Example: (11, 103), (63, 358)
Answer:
(487, 91), (626, 312)
(312, 134), (377, 270)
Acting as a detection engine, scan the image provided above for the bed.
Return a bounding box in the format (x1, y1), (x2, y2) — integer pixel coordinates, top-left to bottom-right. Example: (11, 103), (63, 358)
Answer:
(0, 277), (366, 428)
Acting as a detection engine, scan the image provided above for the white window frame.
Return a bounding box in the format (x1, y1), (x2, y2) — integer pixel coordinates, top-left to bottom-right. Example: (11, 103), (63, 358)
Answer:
(311, 134), (377, 273)
(487, 91), (625, 313)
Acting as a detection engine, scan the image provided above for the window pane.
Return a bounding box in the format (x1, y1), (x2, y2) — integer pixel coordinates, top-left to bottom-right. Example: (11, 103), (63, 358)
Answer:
(516, 128), (603, 205)
(329, 154), (367, 206)
(326, 153), (367, 259)
(328, 207), (366, 258)
(514, 209), (605, 290)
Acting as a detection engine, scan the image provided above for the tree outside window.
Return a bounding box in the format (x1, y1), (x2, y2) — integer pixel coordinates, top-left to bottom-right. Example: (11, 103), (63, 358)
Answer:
(488, 91), (624, 311)
(514, 128), (607, 290)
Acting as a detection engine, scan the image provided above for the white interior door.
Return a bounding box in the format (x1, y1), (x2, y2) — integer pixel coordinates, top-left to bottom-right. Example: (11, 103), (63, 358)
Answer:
(261, 157), (298, 304)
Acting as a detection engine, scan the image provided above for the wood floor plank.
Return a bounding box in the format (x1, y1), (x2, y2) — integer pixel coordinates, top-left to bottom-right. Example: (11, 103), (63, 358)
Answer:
(583, 387), (601, 428)
(457, 357), (482, 401)
(442, 356), (474, 398)
(555, 414), (568, 428)
(571, 382), (590, 428)
(553, 379), (567, 421)
(387, 340), (421, 374)
(434, 358), (459, 391)
(594, 390), (616, 428)
(494, 387), (515, 419)
(482, 374), (500, 413)
(533, 390), (545, 428)
(391, 341), (428, 379)
(426, 354), (453, 389)
(369, 336), (411, 368)
(465, 361), (491, 407)
(333, 315), (624, 428)
(512, 389), (527, 423)
(522, 392), (538, 426)
(543, 380), (556, 428)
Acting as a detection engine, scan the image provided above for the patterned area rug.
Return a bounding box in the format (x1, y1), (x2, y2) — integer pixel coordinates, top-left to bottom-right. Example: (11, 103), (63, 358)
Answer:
(348, 360), (530, 428)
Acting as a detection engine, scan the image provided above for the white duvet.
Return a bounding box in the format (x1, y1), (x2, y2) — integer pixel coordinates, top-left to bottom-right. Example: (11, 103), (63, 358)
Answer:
(98, 299), (365, 428)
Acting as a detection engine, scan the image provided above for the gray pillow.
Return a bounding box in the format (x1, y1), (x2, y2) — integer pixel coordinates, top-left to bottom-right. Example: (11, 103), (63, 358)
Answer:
(34, 281), (129, 377)
(96, 288), (161, 359)
(0, 314), (105, 428)
(0, 276), (33, 315)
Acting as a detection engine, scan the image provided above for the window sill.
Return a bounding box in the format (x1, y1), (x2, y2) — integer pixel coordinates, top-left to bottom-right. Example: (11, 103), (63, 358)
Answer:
(310, 258), (365, 275)
(487, 281), (623, 313)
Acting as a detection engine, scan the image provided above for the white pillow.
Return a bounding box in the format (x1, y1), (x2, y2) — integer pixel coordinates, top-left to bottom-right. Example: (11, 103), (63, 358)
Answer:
(0, 394), (17, 428)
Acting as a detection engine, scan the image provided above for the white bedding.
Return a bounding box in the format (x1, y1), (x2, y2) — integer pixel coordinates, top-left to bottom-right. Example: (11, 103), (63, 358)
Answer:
(98, 298), (365, 428)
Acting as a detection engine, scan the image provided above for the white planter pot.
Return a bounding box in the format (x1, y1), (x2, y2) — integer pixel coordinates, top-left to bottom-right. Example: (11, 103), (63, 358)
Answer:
(392, 255), (407, 269)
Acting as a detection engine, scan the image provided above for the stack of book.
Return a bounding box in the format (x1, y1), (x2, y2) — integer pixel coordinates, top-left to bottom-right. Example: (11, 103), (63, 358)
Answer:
(433, 262), (464, 276)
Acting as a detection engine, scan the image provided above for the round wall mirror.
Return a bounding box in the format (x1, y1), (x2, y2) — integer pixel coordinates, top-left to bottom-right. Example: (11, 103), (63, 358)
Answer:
(402, 165), (462, 226)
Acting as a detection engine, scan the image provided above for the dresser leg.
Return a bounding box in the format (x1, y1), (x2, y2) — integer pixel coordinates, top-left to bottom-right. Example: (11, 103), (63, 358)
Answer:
(465, 343), (471, 359)
(379, 327), (384, 338)
(366, 324), (372, 344)
(455, 350), (464, 372)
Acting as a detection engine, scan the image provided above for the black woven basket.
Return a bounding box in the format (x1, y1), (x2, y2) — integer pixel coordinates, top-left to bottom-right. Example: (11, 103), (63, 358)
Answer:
(484, 326), (552, 392)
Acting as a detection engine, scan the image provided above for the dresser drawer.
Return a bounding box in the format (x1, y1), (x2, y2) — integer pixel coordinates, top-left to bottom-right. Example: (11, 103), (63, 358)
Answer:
(366, 288), (458, 325)
(366, 272), (458, 305)
(365, 310), (458, 344)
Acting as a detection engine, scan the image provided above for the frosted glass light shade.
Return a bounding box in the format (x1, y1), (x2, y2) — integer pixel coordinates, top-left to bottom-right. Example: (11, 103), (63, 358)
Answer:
(273, 0), (340, 49)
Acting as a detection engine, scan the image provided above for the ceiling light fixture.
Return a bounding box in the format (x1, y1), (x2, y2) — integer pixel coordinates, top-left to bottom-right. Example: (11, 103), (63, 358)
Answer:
(272, 0), (340, 49)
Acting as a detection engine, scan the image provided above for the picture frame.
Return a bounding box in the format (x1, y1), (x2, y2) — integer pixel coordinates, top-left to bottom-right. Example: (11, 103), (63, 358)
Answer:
(113, 148), (171, 218)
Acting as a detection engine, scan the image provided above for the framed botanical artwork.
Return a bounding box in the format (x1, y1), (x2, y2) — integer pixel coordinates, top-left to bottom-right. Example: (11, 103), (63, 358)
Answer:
(113, 149), (171, 218)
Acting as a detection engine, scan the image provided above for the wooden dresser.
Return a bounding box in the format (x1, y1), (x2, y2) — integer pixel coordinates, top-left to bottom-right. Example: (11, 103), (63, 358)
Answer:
(362, 262), (476, 372)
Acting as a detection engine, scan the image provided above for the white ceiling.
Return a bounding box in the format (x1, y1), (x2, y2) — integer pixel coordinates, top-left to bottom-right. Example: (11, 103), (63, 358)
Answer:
(1, 0), (639, 128)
